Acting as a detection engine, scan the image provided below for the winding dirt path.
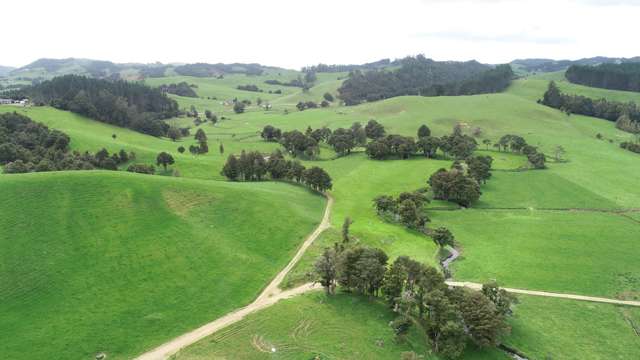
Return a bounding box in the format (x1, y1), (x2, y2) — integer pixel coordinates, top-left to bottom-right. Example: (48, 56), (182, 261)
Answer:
(135, 195), (332, 360)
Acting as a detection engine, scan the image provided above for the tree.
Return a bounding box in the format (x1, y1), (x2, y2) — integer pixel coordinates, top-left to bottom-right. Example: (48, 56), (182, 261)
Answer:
(328, 128), (356, 155)
(466, 155), (493, 184)
(261, 125), (282, 142)
(342, 217), (353, 243)
(304, 70), (317, 84)
(432, 227), (455, 248)
(553, 145), (566, 161)
(416, 136), (439, 158)
(428, 168), (481, 207)
(482, 281), (518, 316)
(418, 124), (431, 138)
(221, 154), (240, 180)
(178, 146), (185, 154)
(321, 100), (330, 107)
(314, 248), (338, 295)
(323, 92), (334, 102)
(195, 128), (208, 143)
(303, 166), (332, 192)
(459, 290), (510, 347)
(542, 81), (563, 109)
(373, 195), (397, 214)
(167, 127), (181, 141)
(482, 139), (492, 150)
(351, 122), (367, 147)
(219, 143), (224, 155)
(365, 119), (385, 139)
(156, 152), (174, 171)
(528, 151), (546, 169)
(204, 109), (213, 119)
(233, 101), (245, 113)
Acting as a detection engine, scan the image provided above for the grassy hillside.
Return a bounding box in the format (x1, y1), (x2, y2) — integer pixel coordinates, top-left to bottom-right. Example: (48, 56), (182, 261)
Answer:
(508, 71), (640, 103)
(173, 291), (640, 360)
(0, 171), (325, 359)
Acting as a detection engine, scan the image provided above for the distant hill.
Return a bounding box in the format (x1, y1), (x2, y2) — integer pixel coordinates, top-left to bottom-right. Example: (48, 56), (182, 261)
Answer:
(0, 65), (15, 76)
(8, 58), (282, 83)
(511, 56), (640, 73)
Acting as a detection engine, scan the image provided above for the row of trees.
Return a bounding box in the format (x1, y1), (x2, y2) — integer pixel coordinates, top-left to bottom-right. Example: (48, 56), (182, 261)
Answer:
(566, 63), (640, 92)
(9, 75), (179, 137)
(314, 245), (515, 359)
(493, 134), (547, 169)
(541, 81), (640, 133)
(221, 149), (332, 192)
(337, 55), (513, 105)
(366, 125), (478, 160)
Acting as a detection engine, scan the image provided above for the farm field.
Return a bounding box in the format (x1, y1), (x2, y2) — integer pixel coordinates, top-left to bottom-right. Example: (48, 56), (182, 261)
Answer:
(0, 171), (325, 359)
(3, 62), (640, 360)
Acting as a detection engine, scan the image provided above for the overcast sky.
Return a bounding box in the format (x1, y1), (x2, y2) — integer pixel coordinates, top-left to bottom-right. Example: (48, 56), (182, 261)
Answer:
(3, 0), (639, 69)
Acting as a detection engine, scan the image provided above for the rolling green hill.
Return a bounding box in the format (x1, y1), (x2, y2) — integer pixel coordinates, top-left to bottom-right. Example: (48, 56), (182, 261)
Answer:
(0, 171), (325, 359)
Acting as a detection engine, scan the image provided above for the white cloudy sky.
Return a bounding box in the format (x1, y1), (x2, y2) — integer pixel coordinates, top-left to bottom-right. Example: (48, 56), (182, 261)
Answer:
(3, 0), (640, 69)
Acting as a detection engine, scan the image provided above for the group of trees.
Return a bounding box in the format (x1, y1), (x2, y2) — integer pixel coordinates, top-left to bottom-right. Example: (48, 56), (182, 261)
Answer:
(541, 81), (640, 133)
(264, 78), (304, 87)
(301, 59), (391, 74)
(158, 82), (197, 97)
(279, 129), (320, 158)
(237, 84), (262, 92)
(0, 112), (139, 173)
(9, 75), (179, 137)
(428, 154), (493, 207)
(314, 245), (515, 359)
(429, 167), (481, 207)
(187, 128), (209, 155)
(373, 190), (430, 230)
(620, 141), (640, 154)
(221, 149), (332, 191)
(337, 55), (513, 105)
(566, 63), (640, 92)
(493, 134), (546, 169)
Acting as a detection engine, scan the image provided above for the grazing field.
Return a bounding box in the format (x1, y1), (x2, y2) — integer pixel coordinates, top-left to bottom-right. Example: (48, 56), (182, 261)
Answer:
(171, 292), (506, 360)
(0, 171), (325, 359)
(508, 71), (640, 103)
(4, 65), (640, 359)
(430, 209), (640, 298)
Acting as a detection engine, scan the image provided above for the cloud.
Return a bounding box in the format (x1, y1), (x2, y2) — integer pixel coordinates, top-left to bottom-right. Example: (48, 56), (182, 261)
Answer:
(414, 31), (574, 45)
(577, 0), (640, 5)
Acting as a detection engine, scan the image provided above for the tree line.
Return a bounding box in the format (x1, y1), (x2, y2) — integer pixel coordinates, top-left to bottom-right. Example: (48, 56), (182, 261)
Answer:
(314, 242), (516, 359)
(337, 55), (513, 105)
(8, 75), (179, 137)
(541, 81), (640, 134)
(566, 63), (640, 92)
(174, 62), (266, 77)
(221, 149), (332, 192)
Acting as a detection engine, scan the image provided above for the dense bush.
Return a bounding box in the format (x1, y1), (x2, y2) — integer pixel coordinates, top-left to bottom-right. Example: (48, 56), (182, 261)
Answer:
(264, 78), (304, 87)
(126, 163), (155, 174)
(337, 55), (513, 105)
(566, 63), (640, 92)
(14, 75), (178, 136)
(159, 82), (197, 97)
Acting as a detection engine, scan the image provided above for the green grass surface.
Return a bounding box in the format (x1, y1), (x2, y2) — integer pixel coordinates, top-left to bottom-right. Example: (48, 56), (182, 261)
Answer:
(508, 71), (640, 103)
(431, 209), (640, 298)
(0, 171), (325, 359)
(506, 295), (640, 359)
(171, 292), (506, 360)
